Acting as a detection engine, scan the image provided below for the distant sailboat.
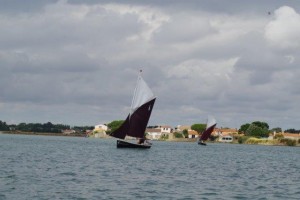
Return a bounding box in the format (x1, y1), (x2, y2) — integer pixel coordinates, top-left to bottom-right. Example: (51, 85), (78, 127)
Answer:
(198, 116), (217, 145)
(110, 70), (156, 148)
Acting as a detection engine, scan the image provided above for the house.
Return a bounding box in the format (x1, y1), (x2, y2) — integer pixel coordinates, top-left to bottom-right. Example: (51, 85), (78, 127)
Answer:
(93, 124), (108, 138)
(177, 125), (201, 138)
(94, 124), (108, 132)
(213, 128), (237, 142)
(269, 132), (300, 140)
(159, 125), (173, 133)
(219, 135), (233, 142)
(188, 130), (199, 138)
(146, 128), (162, 140)
(159, 125), (173, 138)
(145, 125), (173, 140)
(213, 128), (238, 136)
(283, 133), (300, 140)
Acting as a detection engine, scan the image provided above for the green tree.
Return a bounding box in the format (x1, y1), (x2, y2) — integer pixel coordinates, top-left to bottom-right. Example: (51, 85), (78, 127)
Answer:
(191, 124), (206, 134)
(0, 120), (9, 131)
(284, 129), (300, 133)
(239, 123), (250, 134)
(270, 127), (282, 133)
(15, 122), (67, 133)
(245, 124), (269, 138)
(252, 121), (269, 130)
(17, 123), (29, 131)
(174, 132), (183, 138)
(182, 129), (188, 138)
(107, 120), (125, 134)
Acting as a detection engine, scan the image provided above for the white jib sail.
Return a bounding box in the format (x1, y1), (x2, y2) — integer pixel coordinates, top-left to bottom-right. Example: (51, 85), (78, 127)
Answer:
(130, 74), (155, 115)
(206, 115), (217, 130)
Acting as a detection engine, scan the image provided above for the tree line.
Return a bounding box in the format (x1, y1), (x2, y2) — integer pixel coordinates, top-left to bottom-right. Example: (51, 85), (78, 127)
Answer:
(239, 121), (300, 138)
(0, 120), (95, 134)
(2, 119), (300, 136)
(0, 121), (70, 133)
(284, 129), (300, 133)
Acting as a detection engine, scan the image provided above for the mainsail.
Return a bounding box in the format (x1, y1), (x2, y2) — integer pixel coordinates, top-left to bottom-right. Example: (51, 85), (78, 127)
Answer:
(110, 72), (156, 140)
(200, 116), (217, 141)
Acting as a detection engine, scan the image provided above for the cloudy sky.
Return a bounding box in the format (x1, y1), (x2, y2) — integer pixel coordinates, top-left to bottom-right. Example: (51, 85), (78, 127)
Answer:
(1, 0), (300, 130)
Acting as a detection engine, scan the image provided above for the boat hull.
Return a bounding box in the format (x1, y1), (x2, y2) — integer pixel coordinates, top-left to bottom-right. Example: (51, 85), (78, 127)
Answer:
(117, 140), (151, 149)
(198, 140), (207, 145)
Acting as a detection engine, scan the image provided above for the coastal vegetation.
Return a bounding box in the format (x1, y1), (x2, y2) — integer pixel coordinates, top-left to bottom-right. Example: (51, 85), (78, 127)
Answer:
(235, 121), (299, 146)
(1, 119), (299, 146)
(173, 132), (184, 138)
(13, 122), (69, 133)
(239, 121), (269, 138)
(106, 120), (124, 135)
(237, 136), (297, 146)
(0, 120), (91, 136)
(182, 129), (188, 138)
(191, 123), (206, 134)
(0, 120), (9, 131)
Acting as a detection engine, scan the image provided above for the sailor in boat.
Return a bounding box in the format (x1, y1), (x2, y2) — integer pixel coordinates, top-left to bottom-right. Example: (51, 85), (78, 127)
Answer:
(198, 140), (206, 145)
(137, 138), (145, 144)
(137, 138), (151, 145)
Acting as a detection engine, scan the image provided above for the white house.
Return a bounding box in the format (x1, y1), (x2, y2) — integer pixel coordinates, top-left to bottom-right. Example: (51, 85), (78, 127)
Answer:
(145, 125), (173, 140)
(176, 125), (199, 138)
(188, 130), (199, 138)
(219, 135), (233, 142)
(94, 124), (108, 131)
(93, 124), (108, 138)
(146, 128), (162, 140)
(159, 125), (173, 133)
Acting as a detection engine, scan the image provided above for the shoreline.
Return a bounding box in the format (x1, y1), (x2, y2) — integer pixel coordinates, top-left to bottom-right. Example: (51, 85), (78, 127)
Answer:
(1, 131), (299, 147)
(0, 131), (86, 137)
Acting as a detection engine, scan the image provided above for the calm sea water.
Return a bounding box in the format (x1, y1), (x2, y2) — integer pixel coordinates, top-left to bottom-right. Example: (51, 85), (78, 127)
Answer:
(0, 133), (299, 200)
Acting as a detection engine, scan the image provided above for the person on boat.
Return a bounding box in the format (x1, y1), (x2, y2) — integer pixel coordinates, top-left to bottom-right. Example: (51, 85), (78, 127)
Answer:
(137, 138), (145, 144)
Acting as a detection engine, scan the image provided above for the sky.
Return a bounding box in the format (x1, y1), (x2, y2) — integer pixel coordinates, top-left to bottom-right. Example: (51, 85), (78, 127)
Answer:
(1, 0), (300, 130)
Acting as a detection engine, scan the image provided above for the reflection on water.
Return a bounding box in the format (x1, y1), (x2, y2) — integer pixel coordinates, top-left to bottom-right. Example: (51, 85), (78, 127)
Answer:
(0, 134), (299, 199)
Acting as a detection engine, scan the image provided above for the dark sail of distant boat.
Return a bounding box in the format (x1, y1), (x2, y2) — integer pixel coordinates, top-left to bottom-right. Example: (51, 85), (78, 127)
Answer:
(198, 116), (217, 146)
(110, 70), (156, 148)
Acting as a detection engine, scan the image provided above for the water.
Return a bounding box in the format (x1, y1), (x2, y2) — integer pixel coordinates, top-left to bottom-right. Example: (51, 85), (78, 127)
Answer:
(0, 133), (299, 200)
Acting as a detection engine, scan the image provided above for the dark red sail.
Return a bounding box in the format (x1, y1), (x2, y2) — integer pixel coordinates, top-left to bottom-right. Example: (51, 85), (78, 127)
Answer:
(127, 98), (156, 138)
(110, 98), (156, 139)
(200, 123), (216, 141)
(110, 115), (130, 139)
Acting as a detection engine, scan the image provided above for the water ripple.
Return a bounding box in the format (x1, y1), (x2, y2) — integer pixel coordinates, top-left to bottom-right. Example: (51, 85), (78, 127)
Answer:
(0, 134), (299, 199)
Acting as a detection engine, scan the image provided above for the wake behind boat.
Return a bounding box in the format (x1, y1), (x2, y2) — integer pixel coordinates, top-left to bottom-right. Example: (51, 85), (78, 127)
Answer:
(110, 70), (156, 149)
(198, 116), (217, 145)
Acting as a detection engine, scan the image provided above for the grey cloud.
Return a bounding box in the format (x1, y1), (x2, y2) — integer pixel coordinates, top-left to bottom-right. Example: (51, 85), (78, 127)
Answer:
(1, 1), (300, 130)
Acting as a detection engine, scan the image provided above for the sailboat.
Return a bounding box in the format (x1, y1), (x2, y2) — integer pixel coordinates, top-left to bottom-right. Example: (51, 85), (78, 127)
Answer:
(110, 70), (156, 148)
(198, 116), (217, 145)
